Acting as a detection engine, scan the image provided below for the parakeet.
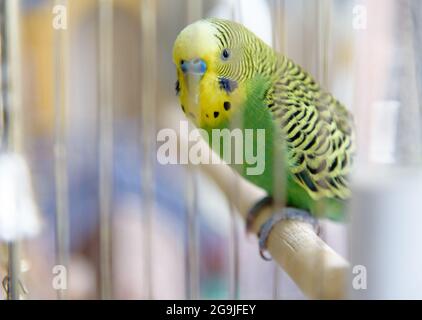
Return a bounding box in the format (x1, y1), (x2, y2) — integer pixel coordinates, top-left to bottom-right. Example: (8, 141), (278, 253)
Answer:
(173, 18), (355, 223)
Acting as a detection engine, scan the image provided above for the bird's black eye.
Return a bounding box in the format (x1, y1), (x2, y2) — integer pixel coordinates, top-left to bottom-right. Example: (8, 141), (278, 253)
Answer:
(221, 48), (230, 60)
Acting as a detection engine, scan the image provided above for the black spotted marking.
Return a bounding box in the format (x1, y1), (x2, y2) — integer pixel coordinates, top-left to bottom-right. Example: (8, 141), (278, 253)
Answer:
(175, 80), (180, 95)
(206, 114), (209, 118)
(293, 134), (306, 148)
(181, 105), (185, 112)
(297, 109), (308, 121)
(304, 118), (318, 134)
(307, 109), (316, 123)
(287, 130), (301, 143)
(287, 123), (297, 135)
(219, 77), (238, 93)
(296, 171), (318, 192)
(281, 113), (295, 127)
(333, 143), (338, 151)
(329, 158), (338, 172)
(214, 111), (220, 118)
(224, 101), (231, 111)
(327, 178), (338, 189)
(292, 110), (301, 117)
(303, 135), (317, 151)
(297, 153), (305, 165)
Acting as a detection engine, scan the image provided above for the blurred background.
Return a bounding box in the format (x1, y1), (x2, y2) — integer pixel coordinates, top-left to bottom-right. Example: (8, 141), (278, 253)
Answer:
(0, 0), (421, 299)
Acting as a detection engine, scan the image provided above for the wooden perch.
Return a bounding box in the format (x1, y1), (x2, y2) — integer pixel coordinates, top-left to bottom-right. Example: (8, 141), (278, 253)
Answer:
(199, 159), (349, 299)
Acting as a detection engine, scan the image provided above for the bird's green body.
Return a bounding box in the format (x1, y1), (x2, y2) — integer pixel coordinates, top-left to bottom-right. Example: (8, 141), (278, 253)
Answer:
(173, 18), (355, 221)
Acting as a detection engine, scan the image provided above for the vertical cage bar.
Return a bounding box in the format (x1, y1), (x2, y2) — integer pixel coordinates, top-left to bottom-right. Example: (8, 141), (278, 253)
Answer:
(1, 0), (23, 300)
(185, 169), (200, 299)
(227, 181), (239, 300)
(0, 2), (7, 146)
(316, 0), (331, 88)
(187, 0), (202, 23)
(226, 0), (243, 300)
(140, 0), (157, 299)
(185, 0), (202, 300)
(3, 0), (22, 300)
(230, 0), (242, 22)
(5, 0), (23, 152)
(6, 243), (19, 299)
(53, 0), (70, 300)
(270, 0), (287, 300)
(315, 0), (331, 297)
(271, 0), (286, 54)
(396, 0), (422, 162)
(98, 0), (114, 300)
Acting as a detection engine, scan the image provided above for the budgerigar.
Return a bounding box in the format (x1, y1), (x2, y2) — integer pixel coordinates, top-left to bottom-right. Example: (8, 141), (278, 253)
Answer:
(173, 19), (355, 249)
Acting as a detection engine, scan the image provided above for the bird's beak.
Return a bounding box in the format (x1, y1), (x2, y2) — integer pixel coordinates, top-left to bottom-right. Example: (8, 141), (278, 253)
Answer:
(181, 58), (206, 122)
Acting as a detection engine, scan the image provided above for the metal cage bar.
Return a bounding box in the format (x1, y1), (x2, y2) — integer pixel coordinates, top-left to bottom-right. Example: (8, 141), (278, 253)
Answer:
(226, 0), (242, 300)
(270, 0), (287, 300)
(1, 0), (24, 300)
(140, 0), (157, 299)
(185, 0), (202, 300)
(314, 0), (332, 298)
(53, 0), (70, 300)
(98, 0), (114, 300)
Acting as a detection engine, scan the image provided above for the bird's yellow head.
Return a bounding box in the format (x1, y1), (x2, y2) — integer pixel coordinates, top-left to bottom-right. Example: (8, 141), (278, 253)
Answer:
(173, 19), (252, 129)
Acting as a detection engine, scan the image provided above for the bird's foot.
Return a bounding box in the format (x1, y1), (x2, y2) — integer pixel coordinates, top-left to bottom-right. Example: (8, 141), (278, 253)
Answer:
(247, 197), (319, 261)
(259, 207), (319, 260)
(246, 196), (273, 233)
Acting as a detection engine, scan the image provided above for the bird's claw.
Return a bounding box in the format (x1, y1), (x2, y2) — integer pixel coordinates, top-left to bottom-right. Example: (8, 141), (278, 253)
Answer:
(246, 196), (273, 233)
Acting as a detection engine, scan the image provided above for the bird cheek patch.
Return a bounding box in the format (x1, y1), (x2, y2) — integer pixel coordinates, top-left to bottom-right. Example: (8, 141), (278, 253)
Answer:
(218, 77), (238, 93)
